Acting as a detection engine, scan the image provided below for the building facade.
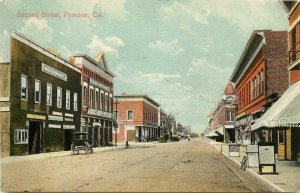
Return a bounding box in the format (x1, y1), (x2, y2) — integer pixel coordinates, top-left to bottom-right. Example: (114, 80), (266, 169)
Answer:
(0, 32), (82, 156)
(229, 30), (289, 145)
(71, 52), (115, 147)
(113, 94), (160, 143)
(207, 82), (237, 142)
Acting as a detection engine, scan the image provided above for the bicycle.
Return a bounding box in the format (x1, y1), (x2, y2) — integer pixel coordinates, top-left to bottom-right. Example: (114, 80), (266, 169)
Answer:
(240, 155), (248, 171)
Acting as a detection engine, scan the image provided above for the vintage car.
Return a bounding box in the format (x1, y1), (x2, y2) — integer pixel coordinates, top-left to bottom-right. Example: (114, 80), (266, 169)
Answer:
(71, 132), (93, 155)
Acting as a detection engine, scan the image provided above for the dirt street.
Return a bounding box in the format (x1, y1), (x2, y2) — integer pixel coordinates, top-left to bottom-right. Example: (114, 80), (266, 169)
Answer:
(1, 139), (268, 192)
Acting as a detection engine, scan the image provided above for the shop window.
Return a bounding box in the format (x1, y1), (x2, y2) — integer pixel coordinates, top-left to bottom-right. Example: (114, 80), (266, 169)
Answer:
(21, 75), (28, 100)
(128, 111), (133, 120)
(66, 90), (70, 110)
(35, 79), (41, 103)
(278, 130), (285, 144)
(46, 83), (52, 105)
(57, 87), (62, 108)
(74, 93), (78, 111)
(14, 129), (28, 144)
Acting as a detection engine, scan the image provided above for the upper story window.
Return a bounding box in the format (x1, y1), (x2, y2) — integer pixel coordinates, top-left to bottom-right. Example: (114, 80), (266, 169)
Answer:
(95, 90), (99, 110)
(258, 70), (264, 96)
(89, 88), (94, 108)
(251, 77), (257, 100)
(66, 90), (70, 110)
(226, 110), (234, 122)
(57, 87), (62, 108)
(74, 92), (78, 111)
(46, 83), (52, 106)
(105, 93), (108, 112)
(83, 83), (88, 107)
(35, 79), (41, 103)
(128, 111), (133, 120)
(21, 75), (28, 100)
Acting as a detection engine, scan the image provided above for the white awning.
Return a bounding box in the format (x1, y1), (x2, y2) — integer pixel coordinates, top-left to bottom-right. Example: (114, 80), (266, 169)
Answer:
(215, 126), (224, 135)
(252, 81), (300, 131)
(205, 131), (218, 137)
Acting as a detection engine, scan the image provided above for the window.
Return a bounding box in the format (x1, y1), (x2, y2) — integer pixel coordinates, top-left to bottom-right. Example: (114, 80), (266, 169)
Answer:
(57, 87), (62, 108)
(251, 77), (256, 100)
(74, 93), (78, 111)
(128, 111), (133, 120)
(21, 75), (28, 100)
(95, 90), (99, 109)
(89, 88), (94, 107)
(226, 110), (234, 122)
(14, 129), (28, 144)
(100, 92), (103, 110)
(114, 111), (119, 120)
(35, 79), (41, 103)
(278, 130), (285, 144)
(46, 83), (52, 105)
(66, 90), (70, 110)
(260, 70), (264, 95)
(83, 85), (88, 107)
(105, 93), (108, 112)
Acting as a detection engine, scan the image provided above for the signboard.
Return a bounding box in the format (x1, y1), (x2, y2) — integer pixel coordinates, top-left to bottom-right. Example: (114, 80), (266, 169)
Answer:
(90, 77), (109, 92)
(258, 142), (278, 175)
(41, 63), (67, 82)
(247, 145), (259, 168)
(48, 124), (61, 129)
(63, 125), (75, 129)
(229, 144), (240, 157)
(87, 108), (112, 118)
(48, 115), (63, 122)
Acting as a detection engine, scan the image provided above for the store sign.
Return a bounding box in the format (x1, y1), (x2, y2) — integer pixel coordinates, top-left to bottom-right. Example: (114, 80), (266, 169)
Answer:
(65, 113), (74, 118)
(87, 108), (112, 118)
(52, 111), (63, 116)
(64, 118), (74, 122)
(48, 115), (63, 122)
(229, 144), (240, 157)
(258, 146), (275, 164)
(63, 125), (75, 129)
(27, 114), (46, 120)
(41, 63), (67, 82)
(90, 78), (109, 91)
(48, 124), (61, 129)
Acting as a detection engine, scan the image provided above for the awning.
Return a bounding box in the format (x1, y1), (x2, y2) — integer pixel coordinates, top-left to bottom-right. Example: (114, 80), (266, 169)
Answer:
(215, 126), (224, 135)
(252, 81), (300, 131)
(205, 131), (218, 137)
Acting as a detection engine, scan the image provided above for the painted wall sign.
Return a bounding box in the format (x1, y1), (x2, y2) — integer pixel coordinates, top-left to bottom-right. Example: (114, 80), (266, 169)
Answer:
(41, 63), (67, 82)
(87, 108), (112, 118)
(229, 144), (240, 157)
(64, 113), (74, 118)
(52, 111), (63, 116)
(48, 115), (63, 122)
(90, 77), (109, 92)
(27, 114), (46, 120)
(63, 125), (75, 129)
(48, 124), (61, 129)
(64, 118), (74, 122)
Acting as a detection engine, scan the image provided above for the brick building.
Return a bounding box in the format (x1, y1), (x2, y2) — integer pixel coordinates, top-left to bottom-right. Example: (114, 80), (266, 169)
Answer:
(229, 30), (289, 145)
(207, 82), (237, 142)
(113, 94), (160, 143)
(0, 32), (82, 156)
(252, 1), (300, 161)
(71, 52), (115, 147)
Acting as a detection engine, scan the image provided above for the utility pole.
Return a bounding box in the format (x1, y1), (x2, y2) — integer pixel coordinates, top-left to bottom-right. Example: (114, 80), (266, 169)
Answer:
(114, 98), (120, 148)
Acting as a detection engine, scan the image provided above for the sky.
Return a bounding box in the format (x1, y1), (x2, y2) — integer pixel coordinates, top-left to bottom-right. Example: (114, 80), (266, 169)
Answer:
(0, 0), (288, 133)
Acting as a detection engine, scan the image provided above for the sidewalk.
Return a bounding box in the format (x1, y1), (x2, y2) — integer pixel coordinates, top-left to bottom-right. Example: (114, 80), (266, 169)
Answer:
(0, 141), (159, 165)
(210, 141), (300, 192)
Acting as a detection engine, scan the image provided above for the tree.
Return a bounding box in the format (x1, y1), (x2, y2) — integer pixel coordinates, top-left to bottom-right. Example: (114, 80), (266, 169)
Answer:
(190, 132), (199, 138)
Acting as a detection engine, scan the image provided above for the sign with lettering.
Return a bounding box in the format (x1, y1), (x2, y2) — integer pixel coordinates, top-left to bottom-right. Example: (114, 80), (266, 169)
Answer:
(87, 108), (112, 118)
(90, 77), (109, 92)
(258, 146), (275, 164)
(41, 63), (67, 82)
(229, 144), (240, 157)
(52, 111), (63, 116)
(64, 113), (74, 118)
(63, 125), (75, 129)
(48, 115), (63, 122)
(48, 124), (61, 129)
(64, 118), (74, 122)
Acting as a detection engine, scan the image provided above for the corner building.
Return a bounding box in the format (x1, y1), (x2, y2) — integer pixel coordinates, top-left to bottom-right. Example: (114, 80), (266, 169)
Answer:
(71, 53), (115, 147)
(113, 95), (160, 143)
(0, 32), (82, 156)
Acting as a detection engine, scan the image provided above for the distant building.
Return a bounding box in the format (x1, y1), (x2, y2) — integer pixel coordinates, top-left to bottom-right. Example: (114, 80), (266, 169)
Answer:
(0, 32), (82, 156)
(71, 52), (115, 147)
(229, 30), (289, 145)
(113, 94), (160, 143)
(207, 82), (237, 142)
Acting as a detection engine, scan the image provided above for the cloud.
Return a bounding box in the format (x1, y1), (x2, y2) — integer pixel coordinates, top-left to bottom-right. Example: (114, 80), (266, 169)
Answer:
(138, 71), (182, 82)
(18, 17), (53, 44)
(148, 39), (184, 56)
(86, 35), (124, 57)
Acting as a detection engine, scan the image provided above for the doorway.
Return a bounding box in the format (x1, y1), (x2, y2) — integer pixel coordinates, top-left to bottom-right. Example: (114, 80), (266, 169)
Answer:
(64, 130), (73, 150)
(29, 121), (42, 154)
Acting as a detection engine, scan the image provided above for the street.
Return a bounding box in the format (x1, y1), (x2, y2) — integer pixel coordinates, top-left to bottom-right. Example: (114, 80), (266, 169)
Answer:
(1, 139), (268, 192)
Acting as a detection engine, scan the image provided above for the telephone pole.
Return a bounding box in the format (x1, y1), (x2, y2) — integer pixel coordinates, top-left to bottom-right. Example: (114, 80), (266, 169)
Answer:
(114, 98), (120, 148)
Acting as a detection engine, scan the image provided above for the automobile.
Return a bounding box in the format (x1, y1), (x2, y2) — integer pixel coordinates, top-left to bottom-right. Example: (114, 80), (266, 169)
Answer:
(172, 135), (180, 142)
(71, 132), (93, 155)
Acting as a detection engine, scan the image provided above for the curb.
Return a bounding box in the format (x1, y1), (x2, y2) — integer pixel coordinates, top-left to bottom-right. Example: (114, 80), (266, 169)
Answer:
(220, 150), (285, 192)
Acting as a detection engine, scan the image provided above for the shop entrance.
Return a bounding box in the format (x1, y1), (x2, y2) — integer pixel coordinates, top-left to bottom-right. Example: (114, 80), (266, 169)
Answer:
(29, 121), (42, 154)
(64, 130), (73, 150)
